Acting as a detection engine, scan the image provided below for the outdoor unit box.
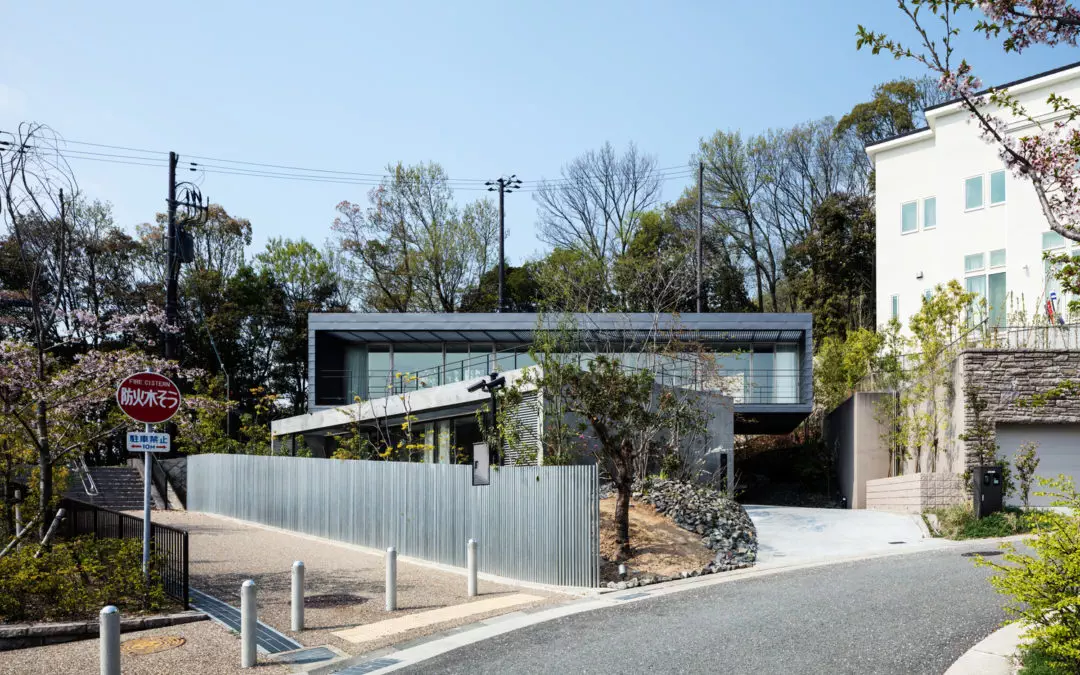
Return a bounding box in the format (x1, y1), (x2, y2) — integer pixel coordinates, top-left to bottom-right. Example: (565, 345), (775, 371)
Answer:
(972, 465), (1004, 518)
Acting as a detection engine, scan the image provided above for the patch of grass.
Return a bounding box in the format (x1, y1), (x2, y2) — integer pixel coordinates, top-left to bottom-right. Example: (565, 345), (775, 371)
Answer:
(1018, 646), (1066, 675)
(925, 504), (1034, 540)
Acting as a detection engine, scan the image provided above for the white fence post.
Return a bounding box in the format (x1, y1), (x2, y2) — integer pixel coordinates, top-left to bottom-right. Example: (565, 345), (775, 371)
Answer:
(99, 605), (120, 675)
(385, 547), (397, 611)
(241, 579), (257, 668)
(467, 539), (478, 597)
(291, 561), (304, 631)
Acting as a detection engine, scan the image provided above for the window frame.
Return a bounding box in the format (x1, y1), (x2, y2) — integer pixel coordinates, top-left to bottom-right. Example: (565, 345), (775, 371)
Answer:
(989, 248), (1006, 269)
(989, 169), (1007, 206)
(964, 174), (985, 212)
(964, 252), (986, 274)
(901, 200), (919, 234)
(922, 196), (937, 230)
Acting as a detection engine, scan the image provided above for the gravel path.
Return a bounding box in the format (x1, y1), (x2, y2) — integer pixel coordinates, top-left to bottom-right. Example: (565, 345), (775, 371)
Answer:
(149, 511), (563, 655)
(0, 620), (289, 675)
(397, 542), (1014, 675)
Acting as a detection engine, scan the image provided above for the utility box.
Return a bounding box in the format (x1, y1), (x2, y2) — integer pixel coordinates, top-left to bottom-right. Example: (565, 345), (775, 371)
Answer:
(972, 465), (1004, 518)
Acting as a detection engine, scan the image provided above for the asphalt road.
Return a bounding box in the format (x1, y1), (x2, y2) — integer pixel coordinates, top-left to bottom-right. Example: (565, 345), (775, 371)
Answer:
(398, 544), (1014, 675)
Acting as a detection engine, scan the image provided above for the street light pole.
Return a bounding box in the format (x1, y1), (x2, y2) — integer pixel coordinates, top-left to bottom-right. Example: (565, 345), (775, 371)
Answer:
(485, 176), (522, 313)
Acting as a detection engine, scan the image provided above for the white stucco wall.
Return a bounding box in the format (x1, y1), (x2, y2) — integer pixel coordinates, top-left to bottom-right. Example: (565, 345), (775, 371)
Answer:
(870, 65), (1080, 331)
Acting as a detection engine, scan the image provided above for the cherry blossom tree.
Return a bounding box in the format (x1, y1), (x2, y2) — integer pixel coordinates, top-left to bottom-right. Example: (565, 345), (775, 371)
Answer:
(856, 1), (1080, 243)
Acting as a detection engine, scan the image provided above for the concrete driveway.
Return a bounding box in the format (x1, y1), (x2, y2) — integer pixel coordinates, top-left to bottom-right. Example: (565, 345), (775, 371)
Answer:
(745, 505), (936, 564)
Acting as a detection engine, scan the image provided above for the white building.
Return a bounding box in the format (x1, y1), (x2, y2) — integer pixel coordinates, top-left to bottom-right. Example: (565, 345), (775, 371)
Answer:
(869, 61), (1080, 331)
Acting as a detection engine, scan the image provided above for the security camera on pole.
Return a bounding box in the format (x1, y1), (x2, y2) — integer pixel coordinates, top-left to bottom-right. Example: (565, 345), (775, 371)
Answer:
(116, 371), (181, 576)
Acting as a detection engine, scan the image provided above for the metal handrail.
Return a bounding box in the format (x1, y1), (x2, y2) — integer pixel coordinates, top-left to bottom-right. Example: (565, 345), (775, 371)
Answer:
(71, 454), (99, 497)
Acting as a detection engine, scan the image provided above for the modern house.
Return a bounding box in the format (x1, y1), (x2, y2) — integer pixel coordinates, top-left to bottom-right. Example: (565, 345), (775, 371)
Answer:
(832, 62), (1080, 512)
(270, 312), (814, 490)
(868, 61), (1080, 331)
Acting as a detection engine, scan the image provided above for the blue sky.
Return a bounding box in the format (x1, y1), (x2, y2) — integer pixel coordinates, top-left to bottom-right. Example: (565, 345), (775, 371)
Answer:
(0, 1), (1068, 265)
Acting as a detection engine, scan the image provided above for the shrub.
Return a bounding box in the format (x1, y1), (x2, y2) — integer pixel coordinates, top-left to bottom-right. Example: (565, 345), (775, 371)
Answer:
(975, 476), (1080, 674)
(1018, 646), (1064, 675)
(1014, 442), (1041, 509)
(926, 504), (1034, 540)
(0, 537), (167, 622)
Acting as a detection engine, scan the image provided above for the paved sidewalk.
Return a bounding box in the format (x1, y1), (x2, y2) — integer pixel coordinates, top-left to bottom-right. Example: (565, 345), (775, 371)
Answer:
(0, 620), (290, 675)
(150, 511), (563, 656)
(944, 622), (1027, 674)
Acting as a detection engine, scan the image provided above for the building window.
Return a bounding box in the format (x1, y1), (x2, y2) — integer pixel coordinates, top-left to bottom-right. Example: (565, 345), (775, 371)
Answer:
(965, 175), (984, 210)
(989, 248), (1006, 268)
(990, 170), (1006, 205)
(1043, 231), (1066, 251)
(901, 201), (918, 233)
(923, 197), (936, 229)
(964, 252), (985, 273)
(965, 251), (1006, 328)
(890, 295), (899, 320)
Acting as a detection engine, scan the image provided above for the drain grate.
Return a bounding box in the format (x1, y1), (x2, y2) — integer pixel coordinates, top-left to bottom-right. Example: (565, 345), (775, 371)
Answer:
(614, 592), (649, 601)
(888, 541), (906, 545)
(335, 657), (402, 674)
(961, 551), (1004, 558)
(270, 646), (339, 665)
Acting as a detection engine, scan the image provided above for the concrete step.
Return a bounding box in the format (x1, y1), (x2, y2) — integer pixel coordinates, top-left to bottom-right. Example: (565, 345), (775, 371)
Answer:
(66, 466), (148, 510)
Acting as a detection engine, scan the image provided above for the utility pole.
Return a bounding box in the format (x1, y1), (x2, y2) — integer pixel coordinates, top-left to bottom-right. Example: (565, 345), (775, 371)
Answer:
(485, 175), (522, 313)
(697, 160), (704, 313)
(165, 152), (179, 360)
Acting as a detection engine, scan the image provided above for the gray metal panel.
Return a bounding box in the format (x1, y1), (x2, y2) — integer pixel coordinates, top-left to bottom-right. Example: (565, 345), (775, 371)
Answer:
(187, 455), (598, 587)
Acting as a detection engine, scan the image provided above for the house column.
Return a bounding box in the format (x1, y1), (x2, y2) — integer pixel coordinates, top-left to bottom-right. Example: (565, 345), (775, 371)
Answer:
(437, 420), (452, 464)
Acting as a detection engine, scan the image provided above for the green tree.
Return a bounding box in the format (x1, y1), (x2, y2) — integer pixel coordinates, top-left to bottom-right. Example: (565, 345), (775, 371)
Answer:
(836, 77), (947, 147)
(459, 264), (541, 312)
(255, 238), (342, 413)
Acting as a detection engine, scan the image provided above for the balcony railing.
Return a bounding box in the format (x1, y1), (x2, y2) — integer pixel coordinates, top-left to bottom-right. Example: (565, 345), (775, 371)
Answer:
(316, 349), (802, 407)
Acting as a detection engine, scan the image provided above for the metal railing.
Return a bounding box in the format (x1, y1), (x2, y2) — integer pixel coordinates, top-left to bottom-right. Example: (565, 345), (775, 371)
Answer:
(317, 347), (804, 406)
(60, 497), (189, 609)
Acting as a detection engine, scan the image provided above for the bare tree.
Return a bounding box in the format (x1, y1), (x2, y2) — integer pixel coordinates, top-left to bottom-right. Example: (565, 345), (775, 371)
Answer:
(534, 142), (662, 271)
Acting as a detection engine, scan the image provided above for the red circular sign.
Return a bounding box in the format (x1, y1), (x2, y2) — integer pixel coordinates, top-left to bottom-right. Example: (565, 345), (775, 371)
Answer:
(116, 372), (182, 424)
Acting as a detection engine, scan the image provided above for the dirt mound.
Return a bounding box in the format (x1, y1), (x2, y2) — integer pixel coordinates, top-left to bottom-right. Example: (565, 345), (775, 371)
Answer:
(599, 498), (713, 582)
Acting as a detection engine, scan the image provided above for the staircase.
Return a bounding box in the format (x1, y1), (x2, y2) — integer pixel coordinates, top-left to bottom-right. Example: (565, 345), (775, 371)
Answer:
(66, 467), (146, 511)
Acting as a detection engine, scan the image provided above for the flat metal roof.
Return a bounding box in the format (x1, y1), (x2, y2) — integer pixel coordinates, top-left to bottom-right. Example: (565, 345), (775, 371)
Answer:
(311, 312), (812, 344)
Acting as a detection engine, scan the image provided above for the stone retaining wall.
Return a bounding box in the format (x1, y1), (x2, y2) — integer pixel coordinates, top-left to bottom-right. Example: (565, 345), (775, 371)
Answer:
(865, 474), (967, 514)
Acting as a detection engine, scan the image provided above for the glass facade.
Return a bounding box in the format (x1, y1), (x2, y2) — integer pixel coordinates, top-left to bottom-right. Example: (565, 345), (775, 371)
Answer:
(923, 197), (936, 229)
(316, 333), (806, 407)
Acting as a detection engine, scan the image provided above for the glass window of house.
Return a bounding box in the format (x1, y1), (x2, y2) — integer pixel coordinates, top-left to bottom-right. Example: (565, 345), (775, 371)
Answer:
(964, 253), (985, 273)
(988, 272), (1007, 328)
(990, 170), (1006, 205)
(965, 175), (984, 210)
(1043, 231), (1065, 250)
(750, 348), (775, 404)
(391, 344), (444, 388)
(443, 344), (468, 384)
(901, 201), (918, 233)
(891, 295), (899, 320)
(774, 344), (799, 404)
(923, 197), (936, 229)
(465, 344), (493, 381)
(989, 249), (1006, 268)
(367, 345), (391, 398)
(965, 275), (987, 323)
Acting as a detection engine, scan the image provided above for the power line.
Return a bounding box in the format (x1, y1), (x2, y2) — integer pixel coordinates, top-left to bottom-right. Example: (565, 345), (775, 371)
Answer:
(6, 131), (699, 194)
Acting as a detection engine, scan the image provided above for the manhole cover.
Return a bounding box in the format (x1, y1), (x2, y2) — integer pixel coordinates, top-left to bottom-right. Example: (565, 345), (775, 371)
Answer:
(121, 635), (186, 655)
(306, 593), (368, 608)
(961, 551), (1004, 558)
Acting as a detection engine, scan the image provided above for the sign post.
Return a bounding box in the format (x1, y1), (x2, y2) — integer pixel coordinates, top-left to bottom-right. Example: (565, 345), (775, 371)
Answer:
(116, 372), (181, 576)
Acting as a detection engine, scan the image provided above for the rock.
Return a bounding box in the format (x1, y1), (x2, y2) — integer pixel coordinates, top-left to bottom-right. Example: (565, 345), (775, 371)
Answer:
(615, 581), (627, 590)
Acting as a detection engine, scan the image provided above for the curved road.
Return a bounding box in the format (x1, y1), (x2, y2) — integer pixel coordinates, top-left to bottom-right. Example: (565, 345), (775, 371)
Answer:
(398, 544), (1011, 675)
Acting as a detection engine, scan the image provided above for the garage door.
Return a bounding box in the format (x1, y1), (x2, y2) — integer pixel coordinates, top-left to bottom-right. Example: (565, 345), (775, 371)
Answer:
(995, 424), (1080, 508)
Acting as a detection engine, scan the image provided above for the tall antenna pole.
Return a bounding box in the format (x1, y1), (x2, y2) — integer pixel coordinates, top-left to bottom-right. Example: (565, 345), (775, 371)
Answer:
(165, 152), (178, 360)
(697, 160), (704, 313)
(486, 175), (522, 313)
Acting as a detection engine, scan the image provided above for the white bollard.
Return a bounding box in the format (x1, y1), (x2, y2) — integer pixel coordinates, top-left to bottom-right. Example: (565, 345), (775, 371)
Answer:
(291, 561), (304, 632)
(385, 547), (397, 612)
(467, 539), (478, 598)
(241, 579), (257, 668)
(99, 605), (120, 675)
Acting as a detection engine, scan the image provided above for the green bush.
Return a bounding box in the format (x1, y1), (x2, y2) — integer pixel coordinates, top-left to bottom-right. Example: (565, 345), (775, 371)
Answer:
(975, 476), (1080, 674)
(1018, 646), (1065, 675)
(925, 504), (1034, 540)
(0, 537), (168, 622)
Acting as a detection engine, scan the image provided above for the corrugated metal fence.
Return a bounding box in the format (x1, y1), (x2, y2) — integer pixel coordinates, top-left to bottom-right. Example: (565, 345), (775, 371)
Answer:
(187, 455), (599, 587)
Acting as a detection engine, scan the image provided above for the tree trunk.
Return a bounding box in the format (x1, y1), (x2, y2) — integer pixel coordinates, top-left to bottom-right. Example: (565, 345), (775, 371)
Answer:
(613, 462), (632, 560)
(37, 399), (51, 540)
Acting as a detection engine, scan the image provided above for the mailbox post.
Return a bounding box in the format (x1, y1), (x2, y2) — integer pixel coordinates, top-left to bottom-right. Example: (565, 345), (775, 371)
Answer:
(972, 465), (1004, 518)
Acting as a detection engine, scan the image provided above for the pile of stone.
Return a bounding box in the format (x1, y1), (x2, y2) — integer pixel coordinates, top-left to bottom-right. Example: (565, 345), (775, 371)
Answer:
(600, 478), (759, 590)
(634, 477), (758, 567)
